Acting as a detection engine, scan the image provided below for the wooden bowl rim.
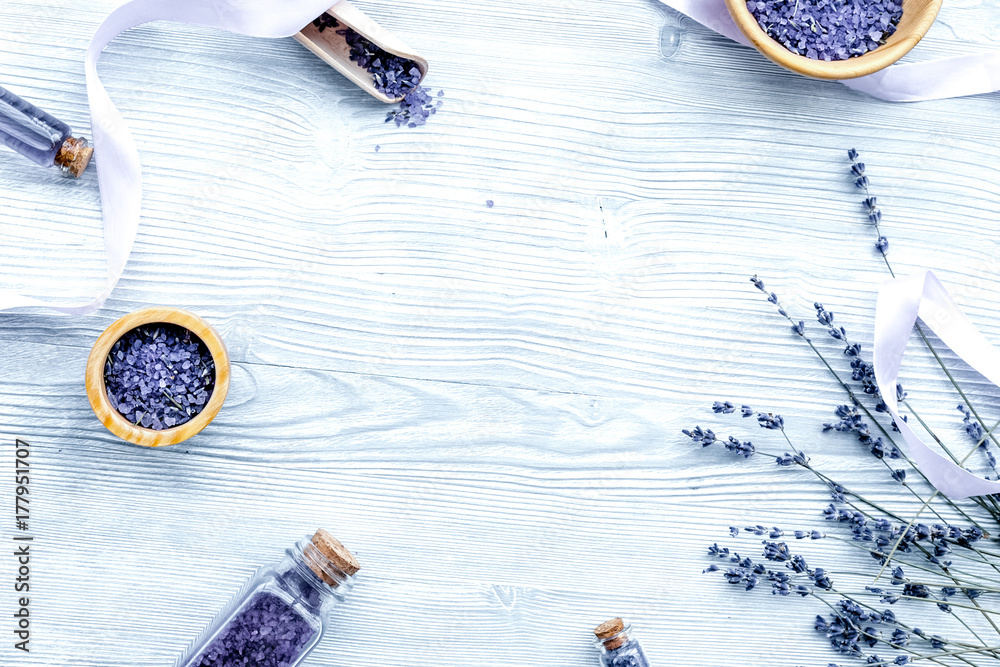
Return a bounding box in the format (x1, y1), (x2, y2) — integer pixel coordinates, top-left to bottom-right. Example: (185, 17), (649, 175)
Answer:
(85, 307), (230, 447)
(724, 0), (943, 80)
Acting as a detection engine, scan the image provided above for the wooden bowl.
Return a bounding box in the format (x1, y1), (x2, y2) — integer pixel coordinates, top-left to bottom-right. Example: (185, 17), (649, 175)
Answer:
(724, 0), (942, 79)
(85, 307), (230, 447)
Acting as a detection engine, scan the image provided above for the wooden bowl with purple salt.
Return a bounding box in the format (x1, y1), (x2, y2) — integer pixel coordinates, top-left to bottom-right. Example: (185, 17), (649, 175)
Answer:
(85, 307), (230, 447)
(726, 0), (942, 79)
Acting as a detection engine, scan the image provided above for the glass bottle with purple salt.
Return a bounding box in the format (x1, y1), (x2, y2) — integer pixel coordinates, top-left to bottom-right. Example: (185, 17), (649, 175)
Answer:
(592, 618), (651, 667)
(175, 529), (361, 667)
(0, 84), (93, 177)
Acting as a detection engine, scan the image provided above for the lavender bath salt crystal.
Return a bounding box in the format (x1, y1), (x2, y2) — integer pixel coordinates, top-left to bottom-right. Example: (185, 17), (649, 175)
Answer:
(312, 14), (443, 128)
(187, 592), (316, 667)
(104, 323), (215, 430)
(747, 0), (903, 61)
(340, 25), (443, 127)
(175, 530), (361, 667)
(592, 618), (651, 667)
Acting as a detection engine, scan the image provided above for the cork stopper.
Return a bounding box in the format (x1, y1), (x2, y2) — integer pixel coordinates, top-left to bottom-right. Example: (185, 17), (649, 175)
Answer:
(594, 617), (627, 650)
(305, 528), (361, 586)
(54, 136), (93, 178)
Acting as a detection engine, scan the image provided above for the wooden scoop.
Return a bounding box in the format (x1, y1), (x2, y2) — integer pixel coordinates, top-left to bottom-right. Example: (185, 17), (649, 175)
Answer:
(294, 0), (429, 103)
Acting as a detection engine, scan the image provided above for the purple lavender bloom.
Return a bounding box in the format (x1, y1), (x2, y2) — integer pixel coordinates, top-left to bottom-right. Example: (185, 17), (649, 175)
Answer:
(682, 426), (716, 446)
(104, 324), (215, 431)
(757, 412), (785, 430)
(725, 436), (756, 458)
(713, 400), (736, 414)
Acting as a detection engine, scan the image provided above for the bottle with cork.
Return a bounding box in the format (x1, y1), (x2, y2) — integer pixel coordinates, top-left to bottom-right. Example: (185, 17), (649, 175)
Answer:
(592, 617), (651, 667)
(174, 529), (361, 667)
(0, 84), (93, 178)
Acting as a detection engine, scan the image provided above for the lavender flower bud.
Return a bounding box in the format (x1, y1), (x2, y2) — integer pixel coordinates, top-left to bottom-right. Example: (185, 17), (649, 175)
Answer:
(713, 400), (736, 414)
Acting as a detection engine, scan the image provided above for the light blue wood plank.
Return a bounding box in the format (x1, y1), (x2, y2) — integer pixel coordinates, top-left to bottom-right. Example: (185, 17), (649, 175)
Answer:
(1, 0), (1000, 664)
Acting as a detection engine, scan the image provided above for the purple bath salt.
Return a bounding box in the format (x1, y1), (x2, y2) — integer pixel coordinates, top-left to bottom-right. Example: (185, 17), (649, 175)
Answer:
(747, 0), (903, 61)
(593, 618), (651, 667)
(186, 591), (316, 667)
(104, 323), (215, 430)
(174, 530), (361, 667)
(604, 641), (650, 667)
(333, 25), (443, 128)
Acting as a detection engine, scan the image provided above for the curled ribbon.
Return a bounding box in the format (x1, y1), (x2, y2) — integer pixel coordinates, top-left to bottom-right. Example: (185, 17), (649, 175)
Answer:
(2, 1), (998, 315)
(874, 271), (1000, 498)
(0, 0), (337, 315)
(658, 0), (1000, 102)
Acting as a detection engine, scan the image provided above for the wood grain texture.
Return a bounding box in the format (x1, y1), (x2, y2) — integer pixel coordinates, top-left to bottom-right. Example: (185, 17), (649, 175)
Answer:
(2, 0), (1000, 665)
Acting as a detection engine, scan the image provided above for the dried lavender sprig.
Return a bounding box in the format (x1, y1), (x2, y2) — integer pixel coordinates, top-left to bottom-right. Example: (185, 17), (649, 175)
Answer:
(849, 149), (892, 269)
(825, 536), (999, 592)
(875, 416), (1000, 584)
(731, 403), (995, 572)
(848, 150), (1000, 486)
(898, 402), (1000, 525)
(707, 540), (981, 666)
(740, 402), (1000, 637)
(810, 589), (995, 666)
(816, 440), (1000, 639)
(959, 405), (1000, 480)
(727, 530), (1000, 589)
(814, 584), (991, 667)
(821, 590), (986, 661)
(812, 297), (1000, 522)
(878, 643), (1000, 664)
(709, 397), (1000, 647)
(752, 276), (1000, 527)
(824, 404), (1000, 546)
(709, 560), (983, 667)
(825, 529), (1000, 643)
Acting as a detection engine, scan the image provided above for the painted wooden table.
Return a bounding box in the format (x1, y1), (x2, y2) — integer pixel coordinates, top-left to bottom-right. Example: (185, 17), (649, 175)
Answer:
(2, 0), (1000, 665)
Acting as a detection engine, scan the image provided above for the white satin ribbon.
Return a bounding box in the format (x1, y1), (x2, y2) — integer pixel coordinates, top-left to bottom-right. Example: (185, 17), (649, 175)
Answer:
(659, 0), (1000, 102)
(0, 0), (338, 314)
(3, 1), (998, 315)
(874, 271), (1000, 498)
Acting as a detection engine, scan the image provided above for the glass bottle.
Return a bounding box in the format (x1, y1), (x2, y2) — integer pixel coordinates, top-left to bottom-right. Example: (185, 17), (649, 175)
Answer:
(593, 618), (651, 667)
(0, 84), (93, 177)
(175, 529), (361, 667)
